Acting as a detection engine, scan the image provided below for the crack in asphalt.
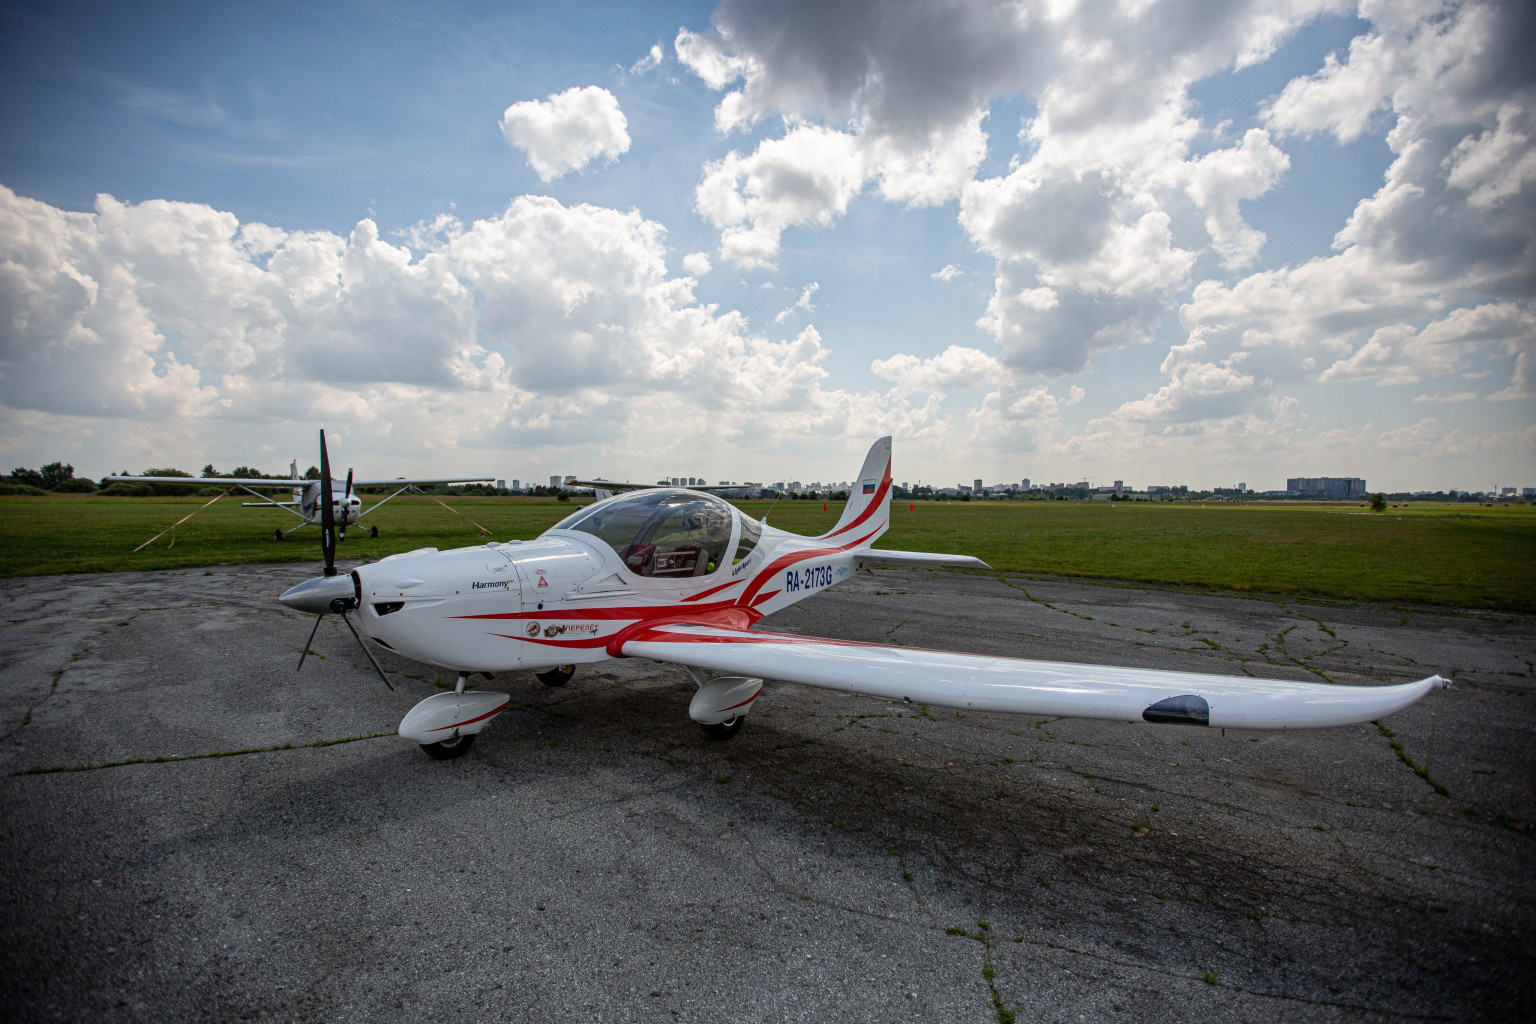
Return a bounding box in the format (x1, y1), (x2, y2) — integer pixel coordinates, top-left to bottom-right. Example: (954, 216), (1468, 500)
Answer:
(10, 731), (394, 776)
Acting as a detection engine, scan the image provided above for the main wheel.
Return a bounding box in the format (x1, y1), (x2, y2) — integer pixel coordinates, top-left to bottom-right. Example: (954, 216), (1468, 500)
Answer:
(274, 529), (284, 541)
(535, 665), (575, 687)
(369, 525), (379, 538)
(700, 716), (744, 741)
(420, 733), (476, 760)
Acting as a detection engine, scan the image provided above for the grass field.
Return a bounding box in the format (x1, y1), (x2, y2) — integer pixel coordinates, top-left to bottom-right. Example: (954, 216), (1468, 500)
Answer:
(2, 494), (1532, 612)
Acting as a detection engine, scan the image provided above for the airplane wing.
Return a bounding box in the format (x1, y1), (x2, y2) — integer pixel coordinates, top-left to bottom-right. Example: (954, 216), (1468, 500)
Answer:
(572, 480), (746, 492)
(618, 622), (1448, 730)
(108, 475), (297, 487)
(349, 476), (495, 487)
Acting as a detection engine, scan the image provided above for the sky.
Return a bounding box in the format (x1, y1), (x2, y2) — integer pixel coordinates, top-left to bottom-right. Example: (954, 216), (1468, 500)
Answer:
(0, 0), (1532, 493)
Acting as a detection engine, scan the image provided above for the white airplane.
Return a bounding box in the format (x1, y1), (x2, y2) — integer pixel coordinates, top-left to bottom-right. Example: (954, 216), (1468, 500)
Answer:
(109, 430), (493, 541)
(279, 436), (1448, 760)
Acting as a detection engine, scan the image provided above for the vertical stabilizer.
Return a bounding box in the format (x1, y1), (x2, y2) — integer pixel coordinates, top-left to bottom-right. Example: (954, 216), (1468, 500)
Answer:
(820, 436), (892, 545)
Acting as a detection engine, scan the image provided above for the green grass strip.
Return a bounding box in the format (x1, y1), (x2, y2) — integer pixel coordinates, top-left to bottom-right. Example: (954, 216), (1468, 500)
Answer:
(1373, 721), (1450, 796)
(4, 494), (1533, 612)
(12, 730), (393, 776)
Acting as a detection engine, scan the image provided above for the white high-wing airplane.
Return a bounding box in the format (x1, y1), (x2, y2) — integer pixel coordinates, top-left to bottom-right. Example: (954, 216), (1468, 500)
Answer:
(109, 430), (493, 541)
(279, 436), (1448, 760)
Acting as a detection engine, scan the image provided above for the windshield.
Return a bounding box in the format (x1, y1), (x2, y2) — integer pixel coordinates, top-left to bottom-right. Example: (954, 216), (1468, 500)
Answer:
(552, 489), (734, 578)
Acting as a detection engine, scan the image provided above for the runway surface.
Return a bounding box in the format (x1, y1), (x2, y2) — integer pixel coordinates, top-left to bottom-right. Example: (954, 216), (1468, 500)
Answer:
(1, 561), (1531, 1022)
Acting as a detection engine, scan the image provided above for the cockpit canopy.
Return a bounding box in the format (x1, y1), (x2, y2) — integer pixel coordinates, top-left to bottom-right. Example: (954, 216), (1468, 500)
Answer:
(552, 489), (736, 578)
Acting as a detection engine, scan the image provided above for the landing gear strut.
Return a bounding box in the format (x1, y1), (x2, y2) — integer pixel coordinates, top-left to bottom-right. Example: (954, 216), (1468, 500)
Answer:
(536, 664), (575, 687)
(274, 529), (284, 541)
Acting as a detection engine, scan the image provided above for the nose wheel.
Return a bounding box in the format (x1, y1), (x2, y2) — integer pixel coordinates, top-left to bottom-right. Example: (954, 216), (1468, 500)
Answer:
(420, 733), (476, 760)
(700, 715), (744, 741)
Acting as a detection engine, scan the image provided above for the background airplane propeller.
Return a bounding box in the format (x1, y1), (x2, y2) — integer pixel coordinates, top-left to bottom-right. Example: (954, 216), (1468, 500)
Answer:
(320, 430), (337, 575)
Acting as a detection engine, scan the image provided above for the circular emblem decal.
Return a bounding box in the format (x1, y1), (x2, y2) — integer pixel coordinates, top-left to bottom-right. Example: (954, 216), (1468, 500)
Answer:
(544, 625), (560, 638)
(525, 622), (540, 638)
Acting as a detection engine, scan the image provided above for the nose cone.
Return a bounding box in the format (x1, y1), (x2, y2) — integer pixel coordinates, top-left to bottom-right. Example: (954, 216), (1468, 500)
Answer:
(280, 573), (358, 615)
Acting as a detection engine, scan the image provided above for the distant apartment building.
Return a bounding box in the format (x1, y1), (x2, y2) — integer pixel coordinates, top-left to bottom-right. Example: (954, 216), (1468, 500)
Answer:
(1287, 476), (1367, 498)
(549, 475), (561, 488)
(974, 478), (983, 494)
(1020, 478), (1030, 490)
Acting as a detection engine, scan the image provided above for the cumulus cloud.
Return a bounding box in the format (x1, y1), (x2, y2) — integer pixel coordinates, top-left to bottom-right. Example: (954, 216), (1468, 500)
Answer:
(695, 125), (868, 267)
(1319, 304), (1535, 387)
(498, 86), (631, 181)
(0, 185), (994, 474)
(1171, 0), (1536, 416)
(678, 0), (1339, 374)
(681, 251), (712, 276)
(931, 264), (961, 282)
(871, 345), (1003, 395)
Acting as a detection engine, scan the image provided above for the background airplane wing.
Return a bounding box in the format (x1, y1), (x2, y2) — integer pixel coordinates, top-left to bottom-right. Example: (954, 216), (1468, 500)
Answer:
(619, 622), (1448, 730)
(349, 476), (495, 486)
(571, 480), (747, 492)
(108, 475), (297, 486)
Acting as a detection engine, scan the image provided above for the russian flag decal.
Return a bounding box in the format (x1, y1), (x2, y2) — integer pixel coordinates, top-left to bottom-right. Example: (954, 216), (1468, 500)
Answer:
(862, 479), (876, 494)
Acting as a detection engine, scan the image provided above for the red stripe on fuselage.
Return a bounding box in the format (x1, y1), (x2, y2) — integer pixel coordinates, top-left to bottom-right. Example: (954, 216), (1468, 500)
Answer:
(737, 524), (883, 606)
(681, 579), (744, 603)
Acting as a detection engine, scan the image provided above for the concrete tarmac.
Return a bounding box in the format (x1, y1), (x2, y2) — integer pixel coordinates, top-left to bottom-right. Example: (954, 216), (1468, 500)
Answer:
(0, 561), (1531, 1023)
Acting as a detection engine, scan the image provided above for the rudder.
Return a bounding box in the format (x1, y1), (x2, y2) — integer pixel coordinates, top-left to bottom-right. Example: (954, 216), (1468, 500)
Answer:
(821, 436), (892, 545)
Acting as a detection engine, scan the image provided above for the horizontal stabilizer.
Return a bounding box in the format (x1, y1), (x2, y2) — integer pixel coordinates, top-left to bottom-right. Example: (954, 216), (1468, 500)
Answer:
(856, 549), (991, 570)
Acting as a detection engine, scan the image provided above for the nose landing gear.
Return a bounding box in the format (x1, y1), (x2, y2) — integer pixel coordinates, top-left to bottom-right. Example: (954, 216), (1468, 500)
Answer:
(700, 715), (744, 741)
(421, 733), (476, 760)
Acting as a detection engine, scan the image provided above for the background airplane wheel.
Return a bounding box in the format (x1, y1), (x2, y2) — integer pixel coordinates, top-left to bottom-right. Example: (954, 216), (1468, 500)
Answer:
(273, 529), (284, 541)
(369, 526), (379, 537)
(420, 734), (475, 760)
(535, 665), (575, 687)
(700, 716), (744, 741)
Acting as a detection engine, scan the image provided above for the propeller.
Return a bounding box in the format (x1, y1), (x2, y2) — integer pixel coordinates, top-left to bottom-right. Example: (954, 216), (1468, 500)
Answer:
(320, 429), (337, 575)
(334, 467), (354, 538)
(282, 428), (393, 690)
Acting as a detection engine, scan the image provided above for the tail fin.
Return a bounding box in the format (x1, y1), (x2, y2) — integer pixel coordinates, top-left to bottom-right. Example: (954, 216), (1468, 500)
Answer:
(821, 436), (892, 545)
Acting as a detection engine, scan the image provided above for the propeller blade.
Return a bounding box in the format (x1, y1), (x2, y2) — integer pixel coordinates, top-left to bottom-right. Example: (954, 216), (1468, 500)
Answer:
(319, 429), (337, 576)
(297, 612), (325, 671)
(339, 608), (393, 690)
(345, 468), (354, 503)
